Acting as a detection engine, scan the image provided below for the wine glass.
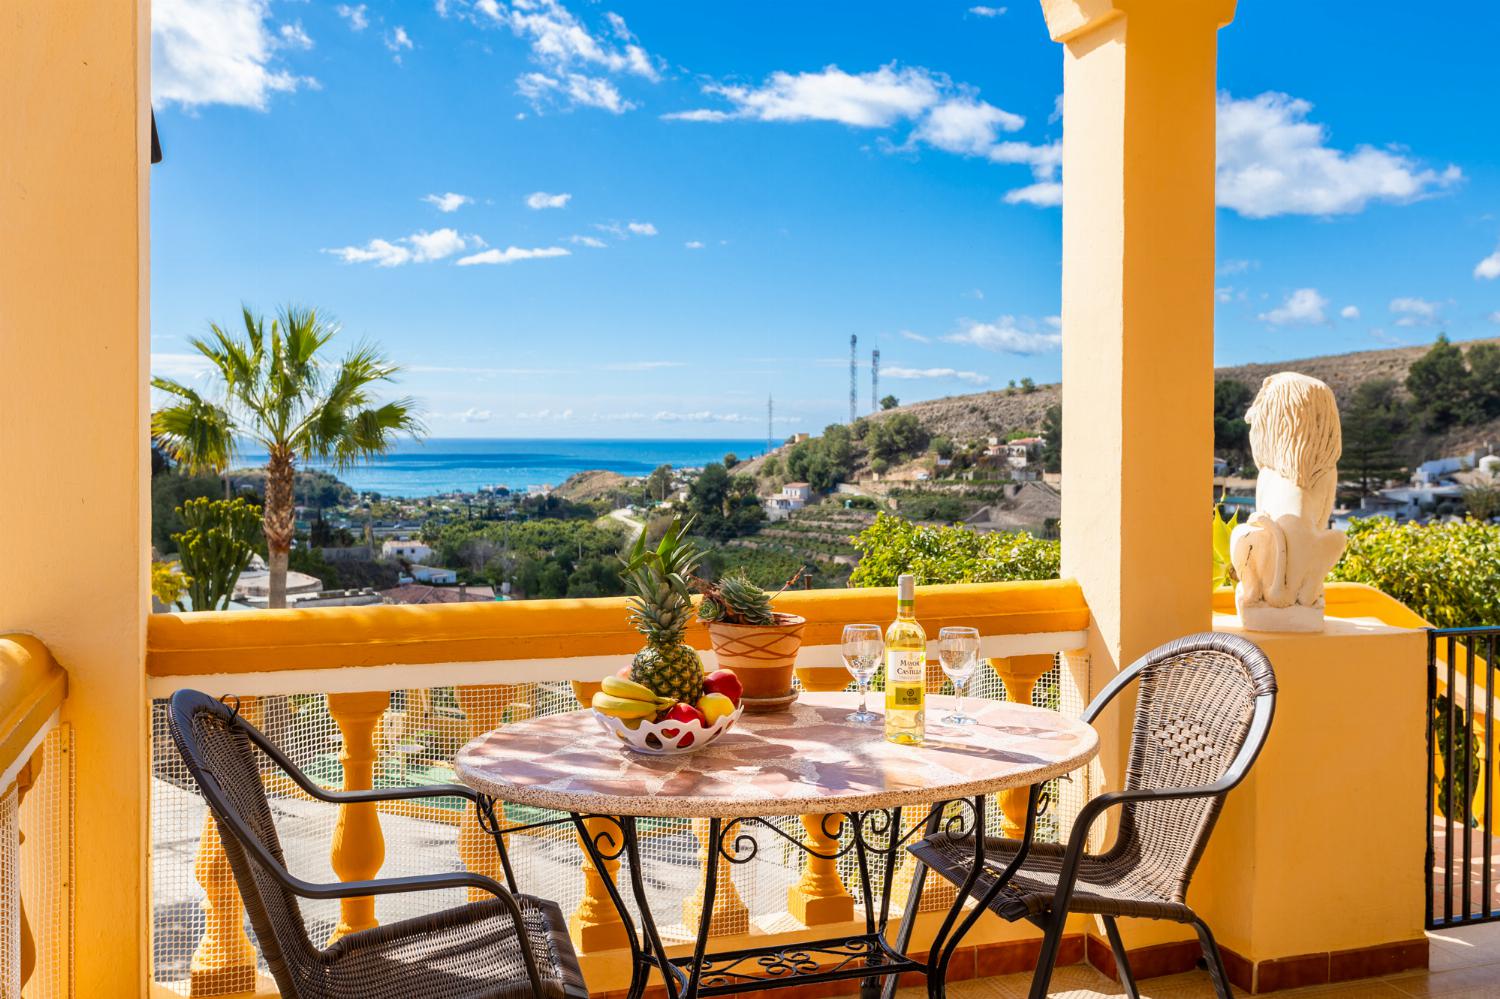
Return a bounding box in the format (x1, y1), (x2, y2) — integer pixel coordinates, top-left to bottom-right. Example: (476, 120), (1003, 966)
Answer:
(938, 627), (981, 725)
(841, 624), (883, 723)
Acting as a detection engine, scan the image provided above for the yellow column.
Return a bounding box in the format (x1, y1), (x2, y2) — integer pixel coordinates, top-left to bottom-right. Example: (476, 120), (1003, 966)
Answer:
(570, 816), (631, 952)
(189, 816), (258, 996)
(683, 818), (749, 936)
(454, 684), (537, 904)
(326, 691), (390, 944)
(1044, 0), (1232, 672)
(787, 813), (855, 925)
(993, 655), (1057, 838)
(788, 665), (856, 924)
(1, 3), (152, 994)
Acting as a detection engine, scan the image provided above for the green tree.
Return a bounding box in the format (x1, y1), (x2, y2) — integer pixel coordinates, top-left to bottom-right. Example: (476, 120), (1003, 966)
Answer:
(879, 395), (899, 411)
(866, 413), (929, 462)
(931, 436), (955, 460)
(686, 462), (765, 540)
(1339, 379), (1408, 496)
(723, 452), (739, 469)
(1466, 342), (1500, 420)
(1040, 405), (1062, 474)
(1213, 379), (1253, 462)
(850, 513), (1059, 586)
(1462, 475), (1500, 522)
(645, 463), (674, 503)
(152, 306), (421, 607)
(1019, 377), (1036, 394)
(1406, 334), (1475, 432)
(172, 497), (262, 611)
(761, 455), (781, 479)
(1330, 517), (1500, 627)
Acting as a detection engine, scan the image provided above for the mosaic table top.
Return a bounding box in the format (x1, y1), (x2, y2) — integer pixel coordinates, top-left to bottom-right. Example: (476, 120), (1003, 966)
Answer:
(454, 692), (1098, 818)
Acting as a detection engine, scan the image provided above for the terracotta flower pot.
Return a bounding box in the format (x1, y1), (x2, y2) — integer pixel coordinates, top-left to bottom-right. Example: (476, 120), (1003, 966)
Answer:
(706, 613), (806, 710)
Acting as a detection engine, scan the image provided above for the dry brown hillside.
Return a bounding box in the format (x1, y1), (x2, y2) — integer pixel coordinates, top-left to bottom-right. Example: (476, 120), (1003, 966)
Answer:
(554, 469), (631, 501)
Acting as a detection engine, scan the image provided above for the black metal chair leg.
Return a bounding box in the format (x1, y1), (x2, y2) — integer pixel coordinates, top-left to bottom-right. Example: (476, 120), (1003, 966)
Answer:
(1102, 916), (1141, 999)
(1193, 917), (1234, 999)
(1026, 913), (1068, 999)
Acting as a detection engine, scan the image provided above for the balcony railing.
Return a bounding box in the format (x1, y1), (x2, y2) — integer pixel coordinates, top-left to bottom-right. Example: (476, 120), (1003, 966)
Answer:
(143, 580), (1095, 996)
(0, 635), (71, 999)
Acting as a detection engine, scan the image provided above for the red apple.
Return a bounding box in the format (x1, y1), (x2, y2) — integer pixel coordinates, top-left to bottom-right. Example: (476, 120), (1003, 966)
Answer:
(658, 702), (707, 747)
(702, 669), (743, 707)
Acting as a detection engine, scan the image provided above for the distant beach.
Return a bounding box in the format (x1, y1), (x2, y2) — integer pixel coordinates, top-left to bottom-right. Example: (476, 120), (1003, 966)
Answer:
(237, 438), (769, 497)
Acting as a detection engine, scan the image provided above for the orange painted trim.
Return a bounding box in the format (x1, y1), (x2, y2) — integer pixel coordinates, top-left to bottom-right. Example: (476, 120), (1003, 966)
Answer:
(145, 579), (1089, 678)
(0, 635), (68, 774)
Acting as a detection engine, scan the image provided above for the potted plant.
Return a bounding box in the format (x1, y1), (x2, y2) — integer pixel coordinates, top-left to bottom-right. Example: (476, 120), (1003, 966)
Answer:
(694, 570), (806, 711)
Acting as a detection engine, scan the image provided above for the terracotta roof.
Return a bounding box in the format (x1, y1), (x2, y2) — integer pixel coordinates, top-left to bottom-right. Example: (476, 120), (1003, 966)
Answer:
(380, 584), (494, 605)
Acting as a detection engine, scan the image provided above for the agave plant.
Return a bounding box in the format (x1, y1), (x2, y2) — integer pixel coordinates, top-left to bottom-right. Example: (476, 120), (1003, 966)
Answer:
(695, 567), (804, 625)
(1212, 503), (1240, 588)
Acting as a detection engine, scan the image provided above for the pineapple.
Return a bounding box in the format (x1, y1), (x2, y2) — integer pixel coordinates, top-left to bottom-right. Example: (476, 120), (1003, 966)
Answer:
(621, 517), (706, 704)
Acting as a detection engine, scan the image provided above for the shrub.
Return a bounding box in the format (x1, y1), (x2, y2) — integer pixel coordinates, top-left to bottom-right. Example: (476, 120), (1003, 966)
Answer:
(849, 513), (1060, 587)
(1329, 517), (1500, 628)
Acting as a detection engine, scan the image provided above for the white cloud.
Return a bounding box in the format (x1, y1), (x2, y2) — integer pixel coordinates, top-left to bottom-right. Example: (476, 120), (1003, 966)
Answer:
(526, 191), (572, 210)
(884, 366), (990, 385)
(627, 222), (657, 236)
(594, 221), (656, 239)
(1340, 305), (1360, 320)
(151, 352), (217, 380)
(652, 411), (751, 423)
(944, 316), (1062, 355)
(385, 26), (413, 52)
(968, 5), (1007, 15)
(1475, 248), (1500, 281)
(455, 245), (570, 266)
(335, 4), (368, 31)
(899, 330), (931, 343)
(570, 234), (607, 248)
(152, 0), (314, 110)
(1004, 182), (1062, 207)
(1217, 92), (1462, 218)
(685, 240), (705, 249)
(911, 98), (1024, 156)
(325, 228), (482, 266)
(466, 0), (658, 112)
(423, 192), (472, 213)
(1490, 312), (1500, 325)
(279, 21), (314, 50)
(1390, 296), (1441, 326)
(1217, 259), (1257, 276)
(1259, 288), (1328, 326)
(515, 408), (575, 421)
(599, 361), (687, 371)
(433, 407), (494, 424)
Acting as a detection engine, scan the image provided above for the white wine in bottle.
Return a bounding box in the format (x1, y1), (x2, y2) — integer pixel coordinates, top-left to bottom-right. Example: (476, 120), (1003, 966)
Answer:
(884, 573), (926, 745)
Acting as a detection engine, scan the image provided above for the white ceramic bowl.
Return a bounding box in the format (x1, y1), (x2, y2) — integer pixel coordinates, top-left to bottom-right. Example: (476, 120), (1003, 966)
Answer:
(592, 704), (744, 756)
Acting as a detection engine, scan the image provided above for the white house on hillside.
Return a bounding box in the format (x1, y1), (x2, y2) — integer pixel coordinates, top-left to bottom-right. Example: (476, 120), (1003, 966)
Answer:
(764, 482), (814, 521)
(381, 538), (433, 563)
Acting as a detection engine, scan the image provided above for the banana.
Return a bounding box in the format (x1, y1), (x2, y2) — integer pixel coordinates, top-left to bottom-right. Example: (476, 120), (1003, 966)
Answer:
(592, 691), (660, 719)
(602, 675), (659, 702)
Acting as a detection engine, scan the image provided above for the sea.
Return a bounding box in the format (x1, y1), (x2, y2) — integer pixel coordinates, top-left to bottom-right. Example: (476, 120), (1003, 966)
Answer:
(239, 438), (770, 498)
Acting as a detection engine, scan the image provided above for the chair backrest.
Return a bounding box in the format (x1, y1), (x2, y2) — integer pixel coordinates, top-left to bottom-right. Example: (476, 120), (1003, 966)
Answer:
(168, 689), (319, 995)
(1087, 632), (1276, 905)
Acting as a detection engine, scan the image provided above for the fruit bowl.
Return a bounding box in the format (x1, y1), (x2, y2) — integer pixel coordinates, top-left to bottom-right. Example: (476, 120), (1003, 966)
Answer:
(592, 704), (744, 756)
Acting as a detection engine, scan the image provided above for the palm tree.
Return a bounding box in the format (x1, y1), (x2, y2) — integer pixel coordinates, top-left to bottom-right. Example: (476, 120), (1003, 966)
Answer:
(152, 305), (421, 608)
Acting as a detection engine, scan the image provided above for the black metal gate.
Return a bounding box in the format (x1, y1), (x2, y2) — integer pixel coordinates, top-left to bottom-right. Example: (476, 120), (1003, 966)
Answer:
(1428, 626), (1500, 928)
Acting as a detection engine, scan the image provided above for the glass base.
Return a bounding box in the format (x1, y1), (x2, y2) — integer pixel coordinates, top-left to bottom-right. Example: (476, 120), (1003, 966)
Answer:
(942, 713), (977, 725)
(847, 709), (880, 723)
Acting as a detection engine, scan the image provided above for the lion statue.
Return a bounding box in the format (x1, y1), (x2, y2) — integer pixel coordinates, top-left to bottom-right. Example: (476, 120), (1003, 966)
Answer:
(1229, 372), (1346, 632)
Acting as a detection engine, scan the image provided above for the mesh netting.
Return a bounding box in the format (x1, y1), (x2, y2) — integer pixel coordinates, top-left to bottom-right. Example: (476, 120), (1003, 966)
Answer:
(1, 781), (18, 999)
(149, 655), (1088, 992)
(18, 726), (74, 999)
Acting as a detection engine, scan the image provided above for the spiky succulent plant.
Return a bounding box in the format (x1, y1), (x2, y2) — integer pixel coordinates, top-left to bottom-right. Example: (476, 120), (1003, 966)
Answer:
(621, 517), (706, 704)
(695, 570), (787, 626)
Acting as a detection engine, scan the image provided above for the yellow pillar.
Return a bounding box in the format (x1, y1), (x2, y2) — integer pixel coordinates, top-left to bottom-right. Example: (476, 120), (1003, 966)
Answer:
(326, 691), (390, 944)
(189, 815), (258, 996)
(683, 818), (749, 936)
(993, 655), (1057, 838)
(1044, 0), (1232, 671)
(569, 816), (631, 952)
(787, 813), (855, 926)
(0, 3), (151, 994)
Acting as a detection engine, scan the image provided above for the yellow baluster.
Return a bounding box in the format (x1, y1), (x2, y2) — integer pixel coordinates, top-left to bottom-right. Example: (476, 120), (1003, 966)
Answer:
(993, 655), (1057, 838)
(326, 691), (389, 944)
(16, 750), (42, 993)
(569, 816), (631, 951)
(788, 813), (854, 925)
(455, 685), (509, 902)
(683, 818), (749, 936)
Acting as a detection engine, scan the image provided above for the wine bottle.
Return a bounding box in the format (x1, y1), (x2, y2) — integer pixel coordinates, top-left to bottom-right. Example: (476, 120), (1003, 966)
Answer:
(884, 573), (926, 745)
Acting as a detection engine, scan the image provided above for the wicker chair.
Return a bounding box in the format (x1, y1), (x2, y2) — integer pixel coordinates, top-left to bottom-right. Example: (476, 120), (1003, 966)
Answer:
(167, 689), (588, 999)
(908, 632), (1276, 999)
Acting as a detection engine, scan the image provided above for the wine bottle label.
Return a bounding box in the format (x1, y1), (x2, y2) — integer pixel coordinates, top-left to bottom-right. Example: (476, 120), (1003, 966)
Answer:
(887, 650), (925, 686)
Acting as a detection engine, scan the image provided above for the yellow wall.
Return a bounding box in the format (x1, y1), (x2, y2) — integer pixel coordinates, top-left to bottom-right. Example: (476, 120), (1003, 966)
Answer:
(0, 1), (151, 993)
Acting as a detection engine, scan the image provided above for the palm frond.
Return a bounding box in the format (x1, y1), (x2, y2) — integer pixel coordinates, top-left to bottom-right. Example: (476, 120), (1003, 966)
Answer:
(150, 379), (236, 474)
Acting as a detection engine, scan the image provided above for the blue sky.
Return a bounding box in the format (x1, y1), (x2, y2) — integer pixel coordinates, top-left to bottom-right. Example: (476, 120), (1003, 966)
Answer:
(150, 1), (1499, 439)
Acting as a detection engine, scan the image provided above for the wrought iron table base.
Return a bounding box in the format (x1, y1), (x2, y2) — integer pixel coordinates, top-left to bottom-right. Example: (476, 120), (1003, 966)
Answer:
(547, 786), (1044, 999)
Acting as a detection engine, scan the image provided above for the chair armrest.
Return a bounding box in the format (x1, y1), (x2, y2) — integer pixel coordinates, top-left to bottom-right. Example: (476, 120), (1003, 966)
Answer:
(304, 782), (479, 806)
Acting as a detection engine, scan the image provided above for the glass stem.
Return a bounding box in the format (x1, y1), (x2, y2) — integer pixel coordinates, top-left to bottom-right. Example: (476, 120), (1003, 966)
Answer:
(859, 679), (869, 715)
(955, 680), (967, 717)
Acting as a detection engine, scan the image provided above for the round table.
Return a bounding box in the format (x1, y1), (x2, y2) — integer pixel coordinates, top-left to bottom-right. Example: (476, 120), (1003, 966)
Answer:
(455, 692), (1098, 999)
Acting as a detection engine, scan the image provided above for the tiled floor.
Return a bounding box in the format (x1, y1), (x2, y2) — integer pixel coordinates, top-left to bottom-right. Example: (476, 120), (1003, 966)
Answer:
(896, 923), (1500, 999)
